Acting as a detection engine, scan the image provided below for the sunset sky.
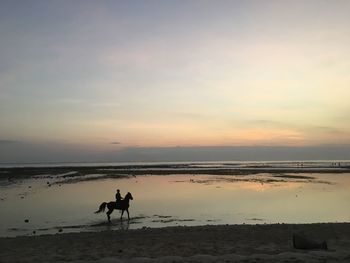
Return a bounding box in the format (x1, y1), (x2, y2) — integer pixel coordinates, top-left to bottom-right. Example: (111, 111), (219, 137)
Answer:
(1, 1), (350, 162)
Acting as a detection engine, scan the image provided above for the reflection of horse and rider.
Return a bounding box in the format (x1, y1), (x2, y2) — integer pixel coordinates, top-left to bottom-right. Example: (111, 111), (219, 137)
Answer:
(95, 189), (133, 222)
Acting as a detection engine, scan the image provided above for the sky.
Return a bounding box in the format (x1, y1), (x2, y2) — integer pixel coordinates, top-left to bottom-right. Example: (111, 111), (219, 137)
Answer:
(1, 0), (350, 163)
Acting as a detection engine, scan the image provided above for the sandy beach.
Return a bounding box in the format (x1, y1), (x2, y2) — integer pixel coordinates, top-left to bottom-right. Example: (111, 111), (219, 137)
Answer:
(1, 223), (350, 262)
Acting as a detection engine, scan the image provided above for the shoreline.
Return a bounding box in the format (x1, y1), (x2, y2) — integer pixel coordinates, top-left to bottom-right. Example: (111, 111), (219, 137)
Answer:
(1, 223), (350, 262)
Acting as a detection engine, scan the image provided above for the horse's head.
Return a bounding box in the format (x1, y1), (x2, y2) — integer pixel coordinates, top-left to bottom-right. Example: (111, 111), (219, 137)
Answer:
(125, 192), (133, 200)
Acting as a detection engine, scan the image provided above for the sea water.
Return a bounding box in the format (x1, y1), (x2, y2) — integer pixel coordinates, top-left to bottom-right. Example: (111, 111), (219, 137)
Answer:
(0, 161), (350, 237)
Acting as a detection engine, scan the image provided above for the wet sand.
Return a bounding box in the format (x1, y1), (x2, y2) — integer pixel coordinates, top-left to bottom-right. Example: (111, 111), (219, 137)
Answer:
(1, 163), (350, 185)
(1, 223), (350, 262)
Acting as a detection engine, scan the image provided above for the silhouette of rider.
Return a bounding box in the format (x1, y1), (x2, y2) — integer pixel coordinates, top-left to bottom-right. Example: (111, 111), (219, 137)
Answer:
(115, 189), (123, 208)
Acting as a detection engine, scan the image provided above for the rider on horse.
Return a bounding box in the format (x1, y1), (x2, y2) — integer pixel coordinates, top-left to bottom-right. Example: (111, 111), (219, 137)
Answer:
(115, 189), (123, 209)
(95, 191), (133, 222)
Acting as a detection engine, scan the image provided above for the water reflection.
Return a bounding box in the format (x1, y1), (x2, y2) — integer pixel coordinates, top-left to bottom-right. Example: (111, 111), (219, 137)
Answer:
(0, 173), (349, 237)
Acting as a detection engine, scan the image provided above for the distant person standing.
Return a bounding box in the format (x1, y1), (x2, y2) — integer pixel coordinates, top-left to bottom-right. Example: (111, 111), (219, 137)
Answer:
(115, 189), (123, 208)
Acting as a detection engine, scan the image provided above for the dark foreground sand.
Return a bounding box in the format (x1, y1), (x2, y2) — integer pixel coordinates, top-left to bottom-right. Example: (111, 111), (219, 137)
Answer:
(1, 223), (350, 262)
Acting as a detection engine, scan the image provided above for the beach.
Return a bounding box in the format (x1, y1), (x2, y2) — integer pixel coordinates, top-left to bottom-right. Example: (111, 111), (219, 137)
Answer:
(1, 223), (350, 262)
(1, 162), (350, 262)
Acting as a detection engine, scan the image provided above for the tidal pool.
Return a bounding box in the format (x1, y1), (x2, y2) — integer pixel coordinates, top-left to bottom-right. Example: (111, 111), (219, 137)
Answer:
(0, 173), (349, 237)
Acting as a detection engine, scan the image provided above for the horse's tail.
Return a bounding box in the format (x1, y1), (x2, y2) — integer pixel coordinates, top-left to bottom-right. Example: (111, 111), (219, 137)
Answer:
(94, 202), (107, 213)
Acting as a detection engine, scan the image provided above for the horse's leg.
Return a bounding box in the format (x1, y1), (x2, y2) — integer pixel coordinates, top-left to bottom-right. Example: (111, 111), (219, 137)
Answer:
(126, 209), (130, 220)
(106, 208), (113, 223)
(120, 210), (124, 220)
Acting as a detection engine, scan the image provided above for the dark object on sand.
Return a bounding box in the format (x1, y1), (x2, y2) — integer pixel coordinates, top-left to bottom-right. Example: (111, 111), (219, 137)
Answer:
(58, 229), (63, 233)
(24, 219), (29, 223)
(293, 234), (327, 250)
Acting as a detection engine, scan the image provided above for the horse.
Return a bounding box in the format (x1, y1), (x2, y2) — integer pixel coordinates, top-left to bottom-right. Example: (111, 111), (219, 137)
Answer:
(94, 192), (133, 222)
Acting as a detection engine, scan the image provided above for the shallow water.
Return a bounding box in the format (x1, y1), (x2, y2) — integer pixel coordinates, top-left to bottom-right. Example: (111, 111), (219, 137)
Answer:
(0, 172), (350, 237)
